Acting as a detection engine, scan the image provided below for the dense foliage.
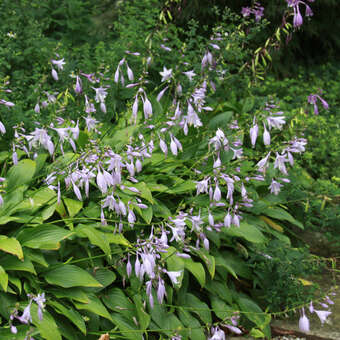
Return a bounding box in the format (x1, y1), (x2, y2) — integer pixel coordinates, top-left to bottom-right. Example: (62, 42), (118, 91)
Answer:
(0, 1), (337, 339)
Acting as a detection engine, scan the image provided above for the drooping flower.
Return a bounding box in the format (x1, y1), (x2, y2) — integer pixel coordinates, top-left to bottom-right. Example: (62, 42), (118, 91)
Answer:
(298, 309), (310, 333)
(308, 93), (329, 114)
(314, 310), (332, 325)
(51, 58), (65, 70)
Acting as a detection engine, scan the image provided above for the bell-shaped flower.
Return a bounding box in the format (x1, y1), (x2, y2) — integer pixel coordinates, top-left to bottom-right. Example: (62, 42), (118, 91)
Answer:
(263, 123), (271, 145)
(299, 309), (310, 333)
(315, 310), (332, 324)
(250, 123), (258, 147)
(51, 68), (58, 81)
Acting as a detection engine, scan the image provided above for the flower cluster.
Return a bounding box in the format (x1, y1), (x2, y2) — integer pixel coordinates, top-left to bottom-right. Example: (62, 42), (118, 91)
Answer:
(299, 293), (335, 333)
(241, 2), (264, 22)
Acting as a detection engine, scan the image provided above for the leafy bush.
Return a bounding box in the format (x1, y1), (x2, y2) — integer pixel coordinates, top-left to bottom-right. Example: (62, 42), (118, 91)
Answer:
(0, 1), (334, 339)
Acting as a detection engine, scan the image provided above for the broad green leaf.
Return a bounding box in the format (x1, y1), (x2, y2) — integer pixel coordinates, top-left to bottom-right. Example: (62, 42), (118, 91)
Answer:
(184, 293), (211, 324)
(75, 224), (111, 257)
(106, 232), (131, 247)
(132, 294), (150, 330)
(8, 275), (22, 294)
(111, 314), (143, 340)
(31, 304), (62, 340)
(6, 159), (36, 191)
(17, 225), (74, 250)
(64, 198), (83, 217)
(210, 295), (232, 320)
(0, 325), (29, 339)
(49, 287), (89, 303)
(34, 153), (48, 176)
(193, 248), (215, 278)
(0, 255), (36, 274)
(15, 187), (56, 212)
(73, 294), (112, 321)
(0, 236), (23, 259)
(166, 180), (196, 194)
(265, 207), (304, 229)
(146, 182), (169, 192)
(0, 292), (17, 318)
(150, 297), (184, 337)
(0, 265), (8, 291)
(140, 206), (153, 224)
(178, 309), (205, 340)
(44, 265), (102, 288)
(133, 182), (154, 204)
(222, 222), (266, 243)
(219, 251), (252, 279)
(93, 268), (116, 288)
(183, 258), (206, 287)
(205, 281), (232, 304)
(103, 287), (136, 319)
(249, 328), (266, 338)
(161, 246), (184, 287)
(208, 111), (233, 129)
(238, 296), (271, 329)
(215, 254), (238, 279)
(49, 300), (86, 334)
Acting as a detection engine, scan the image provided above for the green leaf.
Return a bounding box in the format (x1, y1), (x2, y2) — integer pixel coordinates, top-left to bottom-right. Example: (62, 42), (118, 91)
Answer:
(75, 224), (111, 258)
(132, 294), (150, 330)
(0, 265), (8, 292)
(111, 314), (143, 340)
(161, 246), (184, 287)
(166, 180), (196, 194)
(6, 159), (36, 191)
(44, 265), (102, 288)
(103, 287), (136, 319)
(140, 206), (153, 224)
(205, 281), (232, 304)
(0, 255), (36, 274)
(184, 293), (211, 324)
(183, 258), (206, 287)
(8, 275), (21, 294)
(265, 207), (304, 229)
(219, 251), (252, 279)
(208, 111), (233, 129)
(49, 287), (89, 303)
(49, 301), (86, 334)
(31, 304), (62, 340)
(0, 236), (23, 259)
(105, 233), (131, 247)
(93, 268), (116, 288)
(17, 225), (74, 250)
(73, 294), (112, 321)
(210, 295), (232, 320)
(192, 248), (215, 278)
(215, 254), (238, 279)
(64, 198), (83, 217)
(178, 309), (205, 340)
(238, 296), (271, 329)
(222, 222), (266, 243)
(132, 182), (154, 204)
(0, 292), (17, 318)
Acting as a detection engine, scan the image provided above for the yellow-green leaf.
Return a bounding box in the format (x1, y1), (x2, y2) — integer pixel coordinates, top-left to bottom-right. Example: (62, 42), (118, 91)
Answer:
(0, 236), (23, 259)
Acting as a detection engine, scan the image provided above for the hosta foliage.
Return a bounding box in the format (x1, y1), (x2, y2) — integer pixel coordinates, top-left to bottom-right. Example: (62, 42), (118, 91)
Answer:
(0, 1), (329, 339)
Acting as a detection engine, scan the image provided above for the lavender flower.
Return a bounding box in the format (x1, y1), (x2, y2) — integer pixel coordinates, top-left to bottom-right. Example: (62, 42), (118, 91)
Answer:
(160, 66), (172, 82)
(298, 308), (310, 333)
(315, 310), (332, 324)
(308, 93), (329, 114)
